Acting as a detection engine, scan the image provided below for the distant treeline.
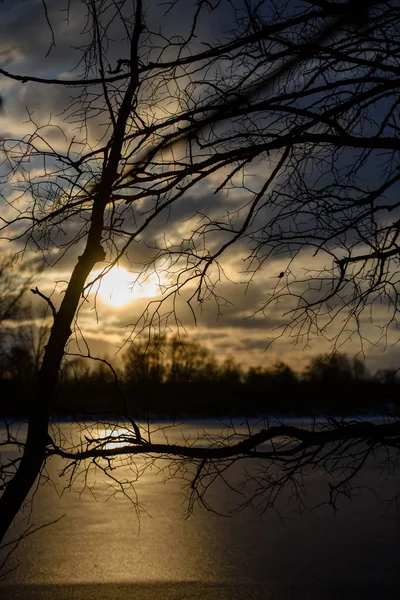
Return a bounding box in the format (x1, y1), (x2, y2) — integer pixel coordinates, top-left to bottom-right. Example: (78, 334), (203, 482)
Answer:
(0, 332), (399, 417)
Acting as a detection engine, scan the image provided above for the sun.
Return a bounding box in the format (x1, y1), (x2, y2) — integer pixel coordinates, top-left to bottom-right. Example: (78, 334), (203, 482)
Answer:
(90, 266), (159, 307)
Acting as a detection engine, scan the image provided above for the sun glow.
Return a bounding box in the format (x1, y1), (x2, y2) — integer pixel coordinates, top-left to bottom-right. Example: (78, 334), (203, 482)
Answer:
(91, 267), (159, 307)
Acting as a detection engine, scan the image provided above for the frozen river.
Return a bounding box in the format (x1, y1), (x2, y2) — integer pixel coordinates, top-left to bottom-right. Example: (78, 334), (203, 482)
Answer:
(1, 418), (400, 599)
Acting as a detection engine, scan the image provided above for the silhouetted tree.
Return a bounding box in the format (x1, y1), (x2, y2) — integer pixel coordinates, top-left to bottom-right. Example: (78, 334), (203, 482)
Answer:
(0, 259), (46, 384)
(0, 256), (29, 327)
(124, 336), (166, 386)
(269, 361), (298, 385)
(375, 368), (399, 385)
(1, 0), (400, 557)
(304, 353), (369, 383)
(168, 336), (217, 384)
(219, 357), (242, 385)
(246, 361), (297, 387)
(304, 353), (353, 383)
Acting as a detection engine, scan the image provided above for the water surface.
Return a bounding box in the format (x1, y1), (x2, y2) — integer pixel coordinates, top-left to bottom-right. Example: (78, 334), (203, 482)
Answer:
(1, 418), (400, 598)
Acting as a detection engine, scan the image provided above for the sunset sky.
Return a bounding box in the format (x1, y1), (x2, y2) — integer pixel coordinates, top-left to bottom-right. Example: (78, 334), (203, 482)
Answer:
(0, 0), (399, 375)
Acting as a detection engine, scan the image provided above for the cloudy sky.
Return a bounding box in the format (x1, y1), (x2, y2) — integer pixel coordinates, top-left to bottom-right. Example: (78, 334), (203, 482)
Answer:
(0, 0), (399, 375)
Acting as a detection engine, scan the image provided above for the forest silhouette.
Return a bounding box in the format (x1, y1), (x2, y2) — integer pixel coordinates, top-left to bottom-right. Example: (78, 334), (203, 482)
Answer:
(0, 323), (398, 418)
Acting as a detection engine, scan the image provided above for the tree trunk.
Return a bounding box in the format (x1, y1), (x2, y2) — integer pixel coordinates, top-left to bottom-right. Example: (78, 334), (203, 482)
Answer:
(0, 242), (106, 543)
(0, 0), (143, 545)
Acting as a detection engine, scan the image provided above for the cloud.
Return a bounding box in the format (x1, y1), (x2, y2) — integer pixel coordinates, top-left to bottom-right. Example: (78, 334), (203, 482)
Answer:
(1, 0), (399, 377)
(0, 0), (86, 70)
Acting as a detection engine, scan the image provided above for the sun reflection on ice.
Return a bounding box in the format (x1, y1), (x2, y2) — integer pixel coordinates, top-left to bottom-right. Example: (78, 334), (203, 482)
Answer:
(100, 427), (136, 450)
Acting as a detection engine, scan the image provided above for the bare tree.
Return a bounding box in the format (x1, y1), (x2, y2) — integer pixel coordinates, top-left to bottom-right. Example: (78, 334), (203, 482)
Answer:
(0, 256), (30, 325)
(0, 256), (45, 374)
(1, 0), (400, 549)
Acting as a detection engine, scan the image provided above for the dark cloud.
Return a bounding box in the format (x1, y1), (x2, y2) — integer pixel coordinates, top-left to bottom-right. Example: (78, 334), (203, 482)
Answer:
(0, 0), (86, 72)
